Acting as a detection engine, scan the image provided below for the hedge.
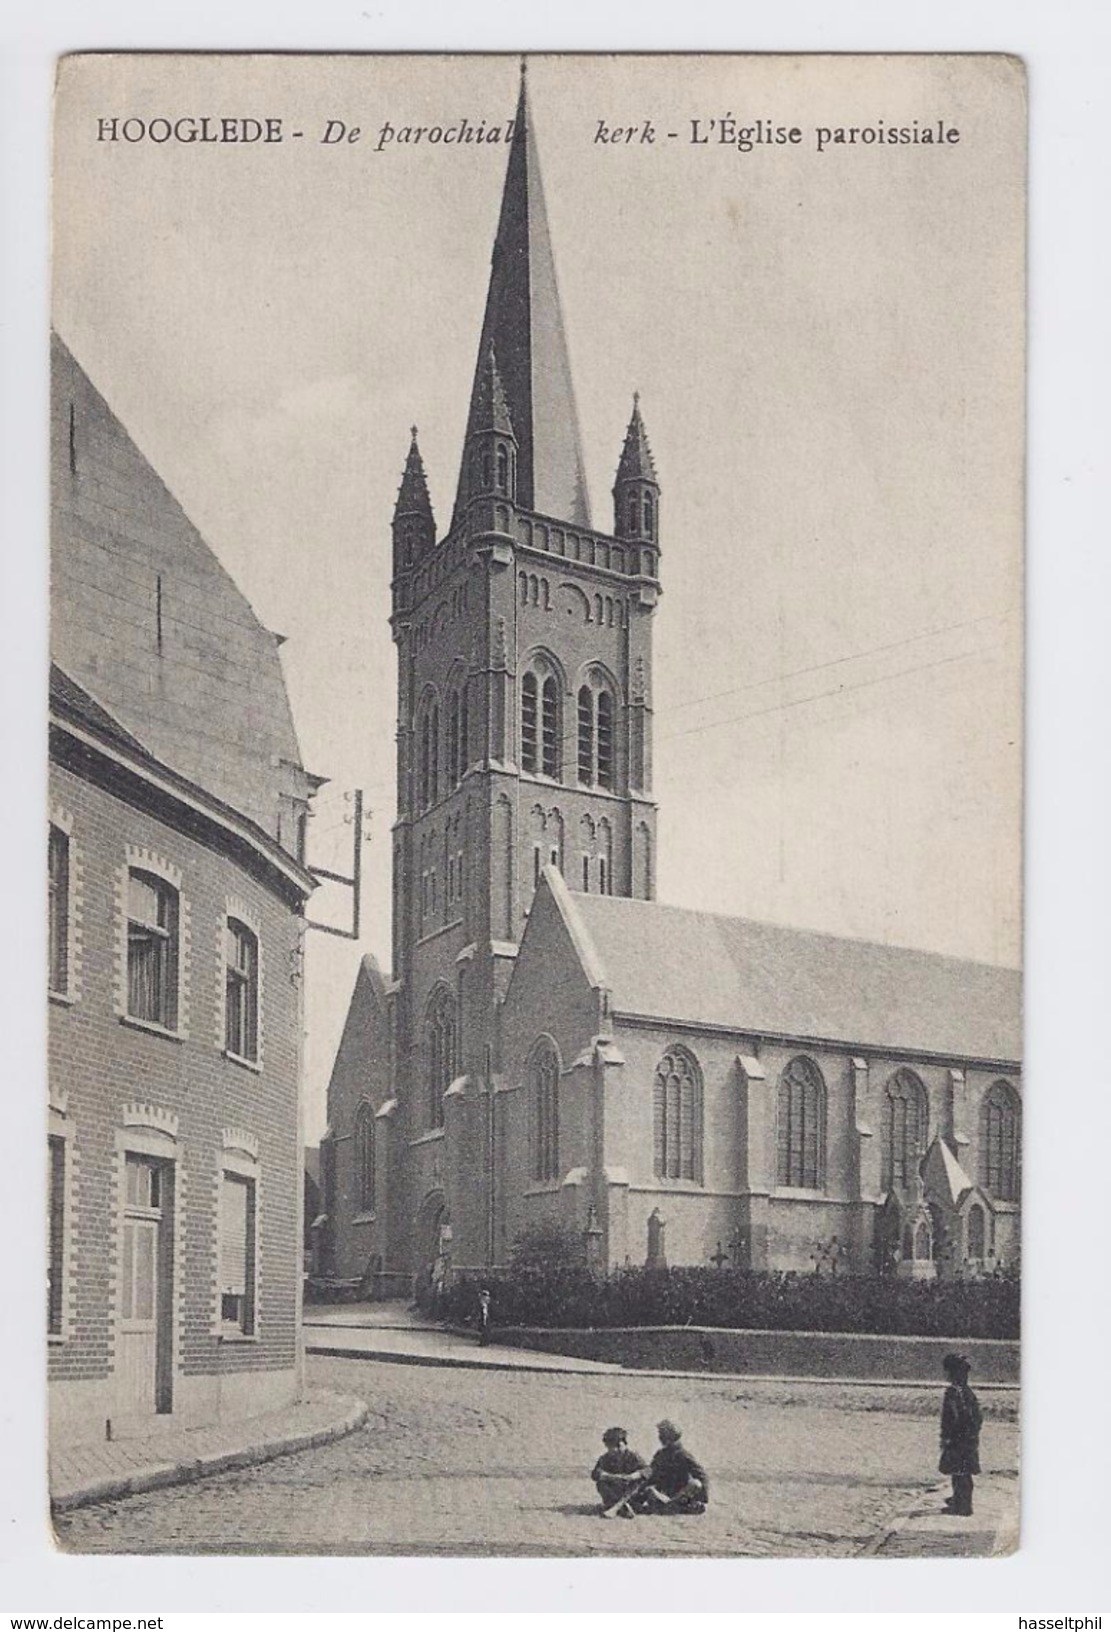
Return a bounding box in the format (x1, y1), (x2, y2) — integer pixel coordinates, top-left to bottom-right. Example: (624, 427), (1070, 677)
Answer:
(441, 1264), (1019, 1340)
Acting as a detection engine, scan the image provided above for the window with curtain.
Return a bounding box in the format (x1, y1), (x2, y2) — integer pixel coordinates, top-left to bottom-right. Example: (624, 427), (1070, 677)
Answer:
(776, 1056), (826, 1189)
(219, 1172), (256, 1334)
(980, 1080), (1020, 1201)
(224, 919), (259, 1061)
(127, 870), (179, 1029)
(653, 1047), (702, 1182)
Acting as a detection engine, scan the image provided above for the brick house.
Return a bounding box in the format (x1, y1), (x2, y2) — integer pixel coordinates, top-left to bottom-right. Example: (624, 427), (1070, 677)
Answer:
(320, 72), (1021, 1293)
(48, 337), (321, 1444)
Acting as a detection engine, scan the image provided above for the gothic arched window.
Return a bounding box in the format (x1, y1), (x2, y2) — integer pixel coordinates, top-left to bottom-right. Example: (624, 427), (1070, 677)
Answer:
(653, 1047), (702, 1182)
(355, 1102), (376, 1213)
(447, 691), (460, 790)
(521, 658), (561, 779)
(496, 444), (508, 493)
(967, 1202), (986, 1261)
(530, 1041), (560, 1182)
(883, 1068), (928, 1191)
(596, 691), (614, 788)
(416, 693), (441, 811)
(980, 1080), (1021, 1201)
(577, 686), (594, 783)
(521, 672), (539, 773)
(425, 987), (457, 1131)
(541, 676), (559, 777)
(577, 675), (617, 789)
(643, 493), (655, 539)
(776, 1056), (826, 1189)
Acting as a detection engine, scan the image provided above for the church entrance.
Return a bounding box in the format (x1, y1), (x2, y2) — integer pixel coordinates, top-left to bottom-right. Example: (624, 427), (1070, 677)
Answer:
(414, 1190), (449, 1311)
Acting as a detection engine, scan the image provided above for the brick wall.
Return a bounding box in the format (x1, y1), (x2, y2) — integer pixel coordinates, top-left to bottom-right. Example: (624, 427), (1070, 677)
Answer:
(48, 759), (302, 1413)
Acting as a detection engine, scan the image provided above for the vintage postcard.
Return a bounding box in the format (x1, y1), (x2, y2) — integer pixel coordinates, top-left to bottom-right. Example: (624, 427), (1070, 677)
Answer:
(48, 51), (1024, 1557)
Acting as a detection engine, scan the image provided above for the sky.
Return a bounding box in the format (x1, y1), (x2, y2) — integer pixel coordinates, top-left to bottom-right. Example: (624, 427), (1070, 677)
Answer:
(51, 53), (1025, 1138)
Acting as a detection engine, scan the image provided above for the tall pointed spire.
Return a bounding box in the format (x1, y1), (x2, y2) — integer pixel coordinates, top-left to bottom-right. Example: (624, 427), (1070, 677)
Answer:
(454, 64), (591, 527)
(392, 426), (436, 572)
(613, 393), (661, 546)
(615, 393), (658, 486)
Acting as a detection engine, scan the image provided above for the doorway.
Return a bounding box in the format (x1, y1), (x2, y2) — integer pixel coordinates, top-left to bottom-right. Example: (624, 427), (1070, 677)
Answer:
(118, 1153), (174, 1417)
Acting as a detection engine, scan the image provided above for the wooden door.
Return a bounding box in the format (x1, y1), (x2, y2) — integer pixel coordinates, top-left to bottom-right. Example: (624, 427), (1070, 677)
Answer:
(118, 1155), (173, 1417)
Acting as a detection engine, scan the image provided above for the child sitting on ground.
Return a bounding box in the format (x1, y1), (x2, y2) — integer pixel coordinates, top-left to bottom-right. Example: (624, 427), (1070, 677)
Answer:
(591, 1426), (649, 1518)
(641, 1419), (709, 1514)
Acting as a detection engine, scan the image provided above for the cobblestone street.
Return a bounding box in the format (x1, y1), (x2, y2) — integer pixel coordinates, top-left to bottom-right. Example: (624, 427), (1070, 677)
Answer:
(54, 1354), (1019, 1558)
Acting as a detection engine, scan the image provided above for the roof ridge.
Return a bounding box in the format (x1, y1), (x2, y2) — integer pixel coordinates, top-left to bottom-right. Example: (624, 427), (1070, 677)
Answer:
(567, 889), (1020, 977)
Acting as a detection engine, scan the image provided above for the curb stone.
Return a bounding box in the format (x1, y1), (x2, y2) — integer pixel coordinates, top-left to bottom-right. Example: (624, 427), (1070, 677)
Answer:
(51, 1394), (369, 1514)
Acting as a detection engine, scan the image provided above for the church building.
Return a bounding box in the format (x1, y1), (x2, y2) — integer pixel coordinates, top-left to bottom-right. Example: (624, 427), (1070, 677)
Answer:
(319, 72), (1021, 1294)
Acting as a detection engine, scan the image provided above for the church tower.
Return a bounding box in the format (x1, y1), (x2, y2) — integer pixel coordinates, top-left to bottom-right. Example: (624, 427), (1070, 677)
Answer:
(387, 66), (661, 1274)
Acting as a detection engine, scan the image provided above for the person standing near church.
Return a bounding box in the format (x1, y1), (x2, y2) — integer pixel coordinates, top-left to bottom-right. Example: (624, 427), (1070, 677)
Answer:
(939, 1353), (982, 1515)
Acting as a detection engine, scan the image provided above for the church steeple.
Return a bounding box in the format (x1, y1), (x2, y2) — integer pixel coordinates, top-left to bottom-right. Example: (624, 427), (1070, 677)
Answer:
(453, 63), (591, 527)
(392, 426), (435, 574)
(613, 393), (660, 550)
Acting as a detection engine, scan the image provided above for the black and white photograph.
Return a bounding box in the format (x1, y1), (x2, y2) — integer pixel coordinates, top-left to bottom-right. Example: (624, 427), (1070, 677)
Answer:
(44, 50), (1025, 1561)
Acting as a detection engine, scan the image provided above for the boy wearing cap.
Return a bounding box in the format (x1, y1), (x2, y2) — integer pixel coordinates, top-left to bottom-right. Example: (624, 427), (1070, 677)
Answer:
(939, 1353), (983, 1516)
(591, 1427), (649, 1517)
(643, 1420), (709, 1514)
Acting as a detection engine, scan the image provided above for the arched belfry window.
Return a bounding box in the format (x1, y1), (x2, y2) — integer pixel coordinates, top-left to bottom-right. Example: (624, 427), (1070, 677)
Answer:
(776, 1056), (826, 1189)
(643, 493), (655, 539)
(520, 656), (562, 779)
(980, 1080), (1021, 1201)
(424, 987), (457, 1131)
(577, 672), (617, 790)
(417, 692), (441, 811)
(496, 444), (509, 494)
(883, 1068), (928, 1191)
(653, 1046), (702, 1182)
(530, 1040), (560, 1182)
(355, 1102), (376, 1213)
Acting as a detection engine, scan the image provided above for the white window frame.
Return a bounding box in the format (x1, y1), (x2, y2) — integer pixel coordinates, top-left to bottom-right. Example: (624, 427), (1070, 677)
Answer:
(215, 1131), (261, 1342)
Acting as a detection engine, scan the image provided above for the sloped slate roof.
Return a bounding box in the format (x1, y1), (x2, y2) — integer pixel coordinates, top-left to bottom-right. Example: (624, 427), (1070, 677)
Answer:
(50, 663), (145, 754)
(568, 891), (1021, 1064)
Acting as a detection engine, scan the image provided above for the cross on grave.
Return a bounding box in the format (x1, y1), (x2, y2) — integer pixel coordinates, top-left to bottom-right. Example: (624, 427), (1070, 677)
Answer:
(709, 1241), (729, 1269)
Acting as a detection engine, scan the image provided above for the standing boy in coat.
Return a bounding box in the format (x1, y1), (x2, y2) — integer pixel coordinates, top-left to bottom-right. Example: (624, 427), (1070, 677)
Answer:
(939, 1353), (983, 1516)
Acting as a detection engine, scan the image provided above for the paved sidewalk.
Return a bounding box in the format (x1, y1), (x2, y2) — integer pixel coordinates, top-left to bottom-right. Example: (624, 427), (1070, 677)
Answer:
(50, 1390), (368, 1513)
(864, 1474), (1019, 1557)
(303, 1315), (622, 1373)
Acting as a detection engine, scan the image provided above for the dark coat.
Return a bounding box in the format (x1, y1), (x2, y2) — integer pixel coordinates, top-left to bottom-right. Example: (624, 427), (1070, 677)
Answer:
(939, 1382), (982, 1475)
(649, 1441), (710, 1502)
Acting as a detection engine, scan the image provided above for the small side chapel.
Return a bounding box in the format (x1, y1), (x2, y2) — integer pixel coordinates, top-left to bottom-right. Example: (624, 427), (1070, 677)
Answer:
(318, 69), (1021, 1295)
